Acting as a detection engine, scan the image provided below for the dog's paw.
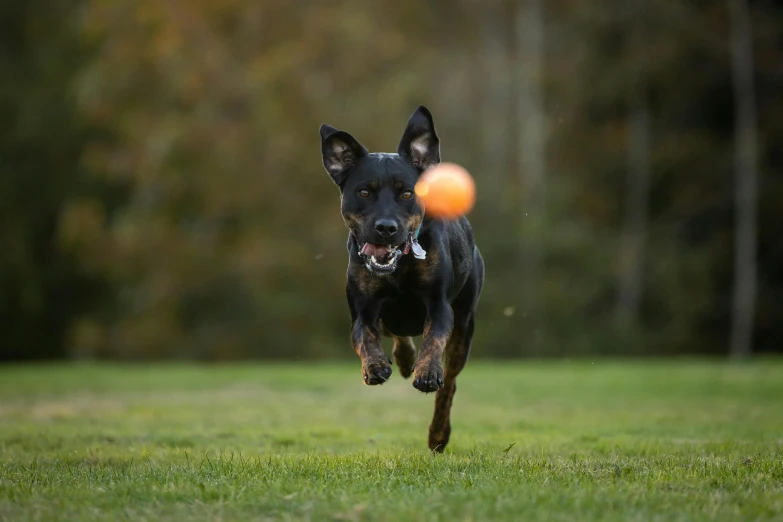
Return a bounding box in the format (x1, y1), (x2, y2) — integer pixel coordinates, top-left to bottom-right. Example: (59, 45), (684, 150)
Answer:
(397, 363), (414, 380)
(393, 347), (416, 380)
(362, 356), (393, 385)
(412, 363), (444, 393)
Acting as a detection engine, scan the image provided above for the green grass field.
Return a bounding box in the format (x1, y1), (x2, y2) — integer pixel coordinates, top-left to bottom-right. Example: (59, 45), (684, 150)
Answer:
(1, 360), (782, 521)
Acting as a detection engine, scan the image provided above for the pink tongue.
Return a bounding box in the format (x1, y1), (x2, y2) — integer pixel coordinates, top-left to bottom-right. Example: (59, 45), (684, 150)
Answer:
(361, 243), (391, 257)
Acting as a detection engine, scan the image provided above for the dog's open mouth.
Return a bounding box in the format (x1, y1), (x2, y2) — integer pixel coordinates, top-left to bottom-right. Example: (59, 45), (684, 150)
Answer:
(361, 243), (402, 273)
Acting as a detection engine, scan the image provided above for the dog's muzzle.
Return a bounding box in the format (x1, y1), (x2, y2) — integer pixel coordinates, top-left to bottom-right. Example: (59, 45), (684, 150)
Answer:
(358, 232), (426, 274)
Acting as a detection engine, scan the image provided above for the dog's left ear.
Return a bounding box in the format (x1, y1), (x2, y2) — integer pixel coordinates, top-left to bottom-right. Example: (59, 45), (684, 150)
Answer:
(397, 105), (440, 172)
(320, 124), (368, 186)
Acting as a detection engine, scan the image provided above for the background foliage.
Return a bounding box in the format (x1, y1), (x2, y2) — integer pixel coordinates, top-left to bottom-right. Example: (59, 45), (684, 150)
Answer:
(2, 0), (781, 361)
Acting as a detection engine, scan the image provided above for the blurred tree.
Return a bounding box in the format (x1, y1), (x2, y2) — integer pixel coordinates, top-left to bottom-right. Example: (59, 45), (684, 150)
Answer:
(752, 0), (783, 355)
(0, 0), (118, 361)
(614, 0), (651, 334)
(727, 0), (758, 358)
(615, 104), (651, 332)
(514, 0), (547, 351)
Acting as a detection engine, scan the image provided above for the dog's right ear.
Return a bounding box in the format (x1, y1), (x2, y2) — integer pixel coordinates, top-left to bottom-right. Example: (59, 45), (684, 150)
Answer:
(319, 124), (368, 187)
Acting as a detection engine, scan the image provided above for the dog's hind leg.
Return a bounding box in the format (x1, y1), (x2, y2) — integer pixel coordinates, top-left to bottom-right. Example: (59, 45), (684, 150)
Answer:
(428, 249), (483, 453)
(379, 321), (416, 379)
(392, 336), (416, 379)
(427, 313), (474, 453)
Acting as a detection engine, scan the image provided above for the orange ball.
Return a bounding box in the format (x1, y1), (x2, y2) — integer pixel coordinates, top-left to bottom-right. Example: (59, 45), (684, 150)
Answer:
(414, 162), (476, 220)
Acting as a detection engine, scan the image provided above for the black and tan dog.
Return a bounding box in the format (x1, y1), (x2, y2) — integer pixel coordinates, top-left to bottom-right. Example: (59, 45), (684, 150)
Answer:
(319, 105), (484, 452)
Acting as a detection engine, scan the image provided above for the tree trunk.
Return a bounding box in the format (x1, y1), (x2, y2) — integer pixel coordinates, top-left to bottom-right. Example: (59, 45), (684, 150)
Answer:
(614, 0), (652, 337)
(480, 3), (509, 178)
(727, 0), (759, 359)
(615, 100), (651, 331)
(515, 0), (546, 350)
(516, 0), (546, 207)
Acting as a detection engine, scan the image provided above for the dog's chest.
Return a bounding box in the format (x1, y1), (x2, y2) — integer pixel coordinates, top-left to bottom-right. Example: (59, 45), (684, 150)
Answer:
(378, 288), (427, 338)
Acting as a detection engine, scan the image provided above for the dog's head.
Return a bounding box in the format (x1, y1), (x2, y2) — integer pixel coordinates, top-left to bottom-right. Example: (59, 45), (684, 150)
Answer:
(319, 105), (440, 274)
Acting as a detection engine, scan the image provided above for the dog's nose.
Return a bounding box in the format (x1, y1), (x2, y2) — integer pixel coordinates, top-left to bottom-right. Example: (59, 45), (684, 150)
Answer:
(374, 219), (399, 238)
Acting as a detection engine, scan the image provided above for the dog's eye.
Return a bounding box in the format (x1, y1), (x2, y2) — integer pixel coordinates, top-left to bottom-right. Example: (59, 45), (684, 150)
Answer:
(401, 190), (413, 200)
(359, 189), (370, 198)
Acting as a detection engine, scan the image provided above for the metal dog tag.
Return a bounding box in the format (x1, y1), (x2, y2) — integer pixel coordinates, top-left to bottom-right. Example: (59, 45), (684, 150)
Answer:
(411, 240), (426, 260)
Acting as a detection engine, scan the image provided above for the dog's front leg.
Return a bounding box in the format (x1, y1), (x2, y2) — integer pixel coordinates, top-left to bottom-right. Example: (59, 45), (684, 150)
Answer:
(412, 298), (453, 393)
(350, 311), (392, 386)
